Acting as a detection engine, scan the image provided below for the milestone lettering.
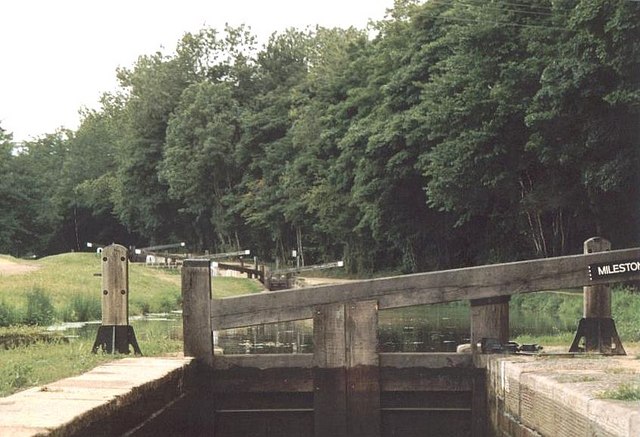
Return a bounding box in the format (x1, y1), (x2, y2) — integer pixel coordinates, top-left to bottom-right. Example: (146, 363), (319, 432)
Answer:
(589, 260), (640, 281)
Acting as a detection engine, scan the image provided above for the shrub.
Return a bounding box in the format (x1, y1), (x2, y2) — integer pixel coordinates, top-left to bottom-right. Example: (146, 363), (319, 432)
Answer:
(8, 363), (34, 389)
(612, 286), (640, 342)
(0, 301), (20, 327)
(23, 288), (55, 326)
(62, 294), (101, 322)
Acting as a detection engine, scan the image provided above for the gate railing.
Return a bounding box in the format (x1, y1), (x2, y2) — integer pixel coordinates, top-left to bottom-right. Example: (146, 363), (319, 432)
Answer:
(181, 238), (639, 437)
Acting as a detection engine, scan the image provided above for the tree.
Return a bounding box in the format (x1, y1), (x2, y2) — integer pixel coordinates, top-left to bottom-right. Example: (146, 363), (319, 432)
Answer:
(110, 50), (195, 243)
(416, 0), (559, 260)
(161, 81), (241, 250)
(525, 0), (640, 250)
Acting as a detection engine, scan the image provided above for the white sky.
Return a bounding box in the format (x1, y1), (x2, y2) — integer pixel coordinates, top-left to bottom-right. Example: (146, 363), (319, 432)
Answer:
(0, 0), (395, 143)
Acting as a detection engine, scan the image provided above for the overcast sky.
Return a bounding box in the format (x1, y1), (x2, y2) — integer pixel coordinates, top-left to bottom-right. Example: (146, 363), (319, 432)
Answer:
(1, 0), (395, 143)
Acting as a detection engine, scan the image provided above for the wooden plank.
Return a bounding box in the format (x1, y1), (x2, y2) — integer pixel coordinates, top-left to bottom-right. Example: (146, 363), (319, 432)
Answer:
(212, 367), (314, 394)
(101, 244), (129, 326)
(211, 247), (640, 329)
(182, 259), (213, 366)
(380, 368), (474, 392)
(213, 354), (313, 370)
(379, 353), (473, 369)
(313, 303), (347, 437)
(211, 354), (472, 372)
(345, 300), (380, 437)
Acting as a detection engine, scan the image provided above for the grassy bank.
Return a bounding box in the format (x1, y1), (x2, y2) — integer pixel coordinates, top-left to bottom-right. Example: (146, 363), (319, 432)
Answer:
(0, 321), (185, 397)
(0, 252), (263, 397)
(510, 286), (640, 343)
(0, 253), (263, 326)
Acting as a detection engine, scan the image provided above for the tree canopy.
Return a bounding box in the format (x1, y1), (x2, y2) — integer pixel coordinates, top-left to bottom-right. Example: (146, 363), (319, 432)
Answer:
(2, 0), (638, 273)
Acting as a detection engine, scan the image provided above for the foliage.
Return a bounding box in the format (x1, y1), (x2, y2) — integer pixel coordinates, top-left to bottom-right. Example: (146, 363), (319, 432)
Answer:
(612, 287), (640, 341)
(61, 294), (101, 323)
(23, 288), (55, 326)
(0, 301), (20, 327)
(1, 1), (638, 272)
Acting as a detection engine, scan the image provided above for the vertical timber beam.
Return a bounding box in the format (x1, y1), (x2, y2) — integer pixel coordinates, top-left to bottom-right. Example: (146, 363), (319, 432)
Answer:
(313, 303), (348, 437)
(470, 295), (510, 354)
(584, 237), (612, 321)
(101, 244), (129, 326)
(182, 259), (214, 367)
(313, 301), (380, 437)
(569, 237), (625, 355)
(345, 300), (380, 437)
(469, 296), (508, 437)
(92, 244), (141, 355)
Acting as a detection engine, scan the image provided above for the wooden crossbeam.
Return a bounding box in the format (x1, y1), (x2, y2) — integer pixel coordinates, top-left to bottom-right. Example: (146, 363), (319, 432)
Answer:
(211, 247), (640, 329)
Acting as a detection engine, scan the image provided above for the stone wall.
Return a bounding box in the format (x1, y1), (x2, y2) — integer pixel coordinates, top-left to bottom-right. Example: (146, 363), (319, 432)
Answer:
(485, 355), (640, 437)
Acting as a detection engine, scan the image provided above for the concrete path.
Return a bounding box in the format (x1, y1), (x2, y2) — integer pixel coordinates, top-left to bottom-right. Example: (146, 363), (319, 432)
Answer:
(0, 356), (194, 437)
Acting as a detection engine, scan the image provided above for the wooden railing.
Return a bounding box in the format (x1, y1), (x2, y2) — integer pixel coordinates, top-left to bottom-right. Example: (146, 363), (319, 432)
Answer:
(184, 242), (640, 355)
(181, 239), (640, 437)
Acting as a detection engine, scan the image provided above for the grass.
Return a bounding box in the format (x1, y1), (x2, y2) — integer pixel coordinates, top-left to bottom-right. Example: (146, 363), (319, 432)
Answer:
(0, 252), (262, 325)
(598, 380), (640, 401)
(0, 338), (115, 396)
(513, 332), (576, 347)
(0, 252), (264, 397)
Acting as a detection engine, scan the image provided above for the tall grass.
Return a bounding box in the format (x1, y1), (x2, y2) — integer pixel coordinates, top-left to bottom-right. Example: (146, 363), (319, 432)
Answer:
(24, 288), (55, 326)
(0, 253), (183, 324)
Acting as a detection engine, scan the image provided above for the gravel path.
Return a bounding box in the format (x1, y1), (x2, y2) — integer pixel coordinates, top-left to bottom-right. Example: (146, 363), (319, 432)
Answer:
(0, 258), (40, 275)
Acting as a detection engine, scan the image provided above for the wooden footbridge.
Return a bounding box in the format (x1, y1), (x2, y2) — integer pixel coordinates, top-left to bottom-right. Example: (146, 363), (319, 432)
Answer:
(181, 238), (640, 437)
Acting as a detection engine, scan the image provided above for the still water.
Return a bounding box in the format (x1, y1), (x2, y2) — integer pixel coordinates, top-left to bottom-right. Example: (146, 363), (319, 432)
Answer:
(215, 302), (580, 354)
(50, 302), (579, 354)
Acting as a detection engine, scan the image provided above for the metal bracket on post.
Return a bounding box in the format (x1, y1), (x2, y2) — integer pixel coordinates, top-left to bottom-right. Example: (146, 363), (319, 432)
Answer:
(569, 237), (625, 355)
(92, 244), (142, 355)
(569, 317), (626, 355)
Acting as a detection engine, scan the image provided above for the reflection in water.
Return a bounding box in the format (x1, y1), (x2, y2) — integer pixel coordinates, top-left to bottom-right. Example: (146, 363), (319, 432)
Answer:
(217, 321), (313, 354)
(47, 303), (579, 355)
(379, 304), (470, 352)
(215, 302), (579, 354)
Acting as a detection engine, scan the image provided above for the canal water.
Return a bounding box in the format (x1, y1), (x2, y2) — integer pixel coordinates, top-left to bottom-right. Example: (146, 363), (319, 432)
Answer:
(48, 299), (580, 354)
(215, 301), (580, 354)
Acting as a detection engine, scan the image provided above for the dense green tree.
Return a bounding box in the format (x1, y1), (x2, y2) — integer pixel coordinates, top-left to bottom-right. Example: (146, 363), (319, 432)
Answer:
(1, 131), (69, 255)
(51, 94), (137, 250)
(161, 81), (241, 250)
(2, 1), (637, 271)
(0, 127), (21, 253)
(416, 0), (563, 260)
(525, 0), (640, 251)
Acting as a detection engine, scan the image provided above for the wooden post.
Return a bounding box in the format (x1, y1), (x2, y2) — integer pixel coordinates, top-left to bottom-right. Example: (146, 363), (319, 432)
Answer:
(470, 295), (510, 353)
(583, 237), (612, 320)
(313, 303), (348, 437)
(569, 237), (625, 354)
(92, 244), (141, 355)
(345, 300), (380, 437)
(313, 301), (380, 437)
(182, 259), (214, 367)
(101, 244), (129, 326)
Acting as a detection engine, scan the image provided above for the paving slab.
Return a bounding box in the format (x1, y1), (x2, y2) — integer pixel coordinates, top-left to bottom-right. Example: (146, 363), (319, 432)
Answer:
(0, 356), (194, 437)
(488, 353), (640, 437)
